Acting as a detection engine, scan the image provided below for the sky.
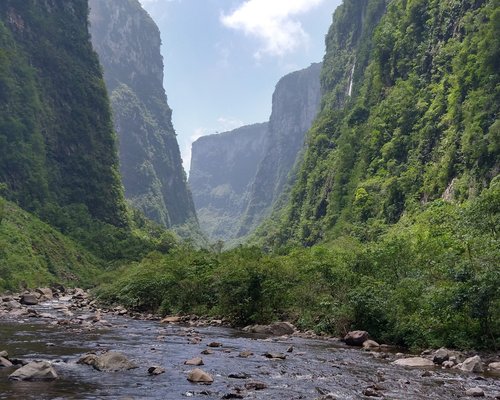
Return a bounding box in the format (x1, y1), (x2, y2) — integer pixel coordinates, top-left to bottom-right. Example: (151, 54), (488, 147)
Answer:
(138, 0), (342, 173)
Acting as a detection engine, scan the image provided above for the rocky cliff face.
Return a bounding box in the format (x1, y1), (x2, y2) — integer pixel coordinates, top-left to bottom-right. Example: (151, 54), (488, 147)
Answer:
(0, 0), (127, 227)
(89, 0), (196, 227)
(189, 123), (268, 240)
(238, 63), (322, 236)
(189, 63), (322, 242)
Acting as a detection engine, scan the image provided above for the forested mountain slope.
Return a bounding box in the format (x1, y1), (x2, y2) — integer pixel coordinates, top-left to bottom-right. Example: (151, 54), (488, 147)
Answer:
(266, 0), (499, 247)
(0, 0), (127, 227)
(89, 0), (196, 227)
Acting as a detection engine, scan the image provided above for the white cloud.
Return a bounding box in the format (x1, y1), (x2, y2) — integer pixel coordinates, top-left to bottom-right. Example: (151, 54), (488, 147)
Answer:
(221, 0), (325, 59)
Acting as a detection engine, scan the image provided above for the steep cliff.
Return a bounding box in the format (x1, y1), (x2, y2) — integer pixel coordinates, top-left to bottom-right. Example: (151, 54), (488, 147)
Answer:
(89, 0), (196, 227)
(265, 0), (499, 247)
(238, 63), (322, 236)
(189, 123), (268, 240)
(0, 0), (127, 227)
(189, 63), (322, 242)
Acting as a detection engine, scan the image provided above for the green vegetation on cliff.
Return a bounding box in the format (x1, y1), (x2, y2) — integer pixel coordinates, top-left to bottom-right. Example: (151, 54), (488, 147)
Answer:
(262, 0), (499, 247)
(89, 0), (197, 228)
(0, 0), (127, 227)
(0, 198), (100, 291)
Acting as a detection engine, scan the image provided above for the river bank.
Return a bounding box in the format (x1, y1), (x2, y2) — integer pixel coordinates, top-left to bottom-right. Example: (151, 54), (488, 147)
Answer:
(0, 288), (499, 399)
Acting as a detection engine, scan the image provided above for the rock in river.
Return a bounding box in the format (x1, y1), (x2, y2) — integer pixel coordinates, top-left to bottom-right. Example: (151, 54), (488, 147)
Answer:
(0, 356), (13, 367)
(20, 293), (39, 306)
(9, 361), (58, 381)
(489, 362), (500, 372)
(243, 322), (296, 336)
(458, 356), (483, 373)
(432, 348), (450, 365)
(78, 351), (138, 372)
(187, 368), (213, 384)
(465, 387), (485, 397)
(148, 366), (165, 375)
(344, 330), (369, 346)
(392, 357), (435, 368)
(185, 357), (204, 366)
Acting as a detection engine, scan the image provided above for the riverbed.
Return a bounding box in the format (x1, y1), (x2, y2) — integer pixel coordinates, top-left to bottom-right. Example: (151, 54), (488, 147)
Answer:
(0, 297), (499, 399)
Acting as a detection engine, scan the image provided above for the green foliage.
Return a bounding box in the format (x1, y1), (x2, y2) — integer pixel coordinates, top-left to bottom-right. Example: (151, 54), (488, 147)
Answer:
(0, 1), (128, 227)
(261, 0), (499, 248)
(0, 198), (101, 291)
(98, 181), (499, 349)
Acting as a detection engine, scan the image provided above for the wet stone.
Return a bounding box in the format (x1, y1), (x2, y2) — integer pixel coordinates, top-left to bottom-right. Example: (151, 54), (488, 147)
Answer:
(264, 352), (286, 360)
(465, 387), (485, 397)
(8, 361), (58, 381)
(228, 372), (250, 379)
(363, 387), (382, 397)
(187, 368), (213, 384)
(245, 381), (268, 390)
(185, 357), (204, 366)
(148, 366), (165, 375)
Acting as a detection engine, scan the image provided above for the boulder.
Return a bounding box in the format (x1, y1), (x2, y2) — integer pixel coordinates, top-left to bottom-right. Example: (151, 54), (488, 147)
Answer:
(432, 348), (450, 365)
(208, 342), (222, 348)
(459, 356), (483, 373)
(160, 316), (182, 323)
(187, 368), (213, 384)
(442, 361), (455, 369)
(344, 331), (369, 346)
(362, 388), (382, 397)
(0, 350), (8, 358)
(363, 340), (380, 349)
(184, 357), (204, 366)
(20, 294), (38, 306)
(244, 381), (268, 390)
(73, 288), (87, 299)
(238, 351), (253, 358)
(392, 357), (435, 368)
(4, 300), (22, 310)
(228, 372), (250, 379)
(0, 356), (13, 367)
(78, 352), (137, 372)
(8, 361), (58, 381)
(36, 288), (53, 300)
(148, 366), (165, 375)
(488, 362), (500, 371)
(264, 352), (286, 360)
(465, 387), (485, 397)
(222, 393), (244, 399)
(243, 322), (296, 336)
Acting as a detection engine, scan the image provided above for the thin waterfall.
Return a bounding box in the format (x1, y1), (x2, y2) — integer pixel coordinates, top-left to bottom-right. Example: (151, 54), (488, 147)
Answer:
(348, 60), (356, 97)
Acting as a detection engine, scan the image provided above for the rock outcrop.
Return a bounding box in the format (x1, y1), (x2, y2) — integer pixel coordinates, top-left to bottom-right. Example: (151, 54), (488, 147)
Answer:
(189, 123), (268, 240)
(189, 63), (322, 241)
(89, 0), (196, 227)
(238, 63), (322, 237)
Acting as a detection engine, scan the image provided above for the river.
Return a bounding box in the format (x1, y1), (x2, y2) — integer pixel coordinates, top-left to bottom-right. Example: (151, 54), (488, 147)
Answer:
(0, 297), (499, 399)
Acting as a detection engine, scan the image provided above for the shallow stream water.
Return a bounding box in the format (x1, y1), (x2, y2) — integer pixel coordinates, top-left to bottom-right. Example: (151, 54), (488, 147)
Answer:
(0, 299), (499, 399)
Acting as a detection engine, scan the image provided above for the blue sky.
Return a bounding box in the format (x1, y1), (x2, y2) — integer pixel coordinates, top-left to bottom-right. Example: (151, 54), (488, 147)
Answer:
(138, 0), (342, 172)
